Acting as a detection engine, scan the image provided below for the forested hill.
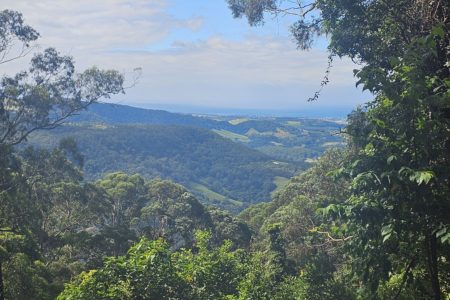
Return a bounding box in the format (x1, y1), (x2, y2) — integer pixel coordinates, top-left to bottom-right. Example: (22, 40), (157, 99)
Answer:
(2, 1), (450, 298)
(28, 124), (297, 212)
(72, 102), (344, 164)
(70, 102), (225, 128)
(25, 103), (343, 211)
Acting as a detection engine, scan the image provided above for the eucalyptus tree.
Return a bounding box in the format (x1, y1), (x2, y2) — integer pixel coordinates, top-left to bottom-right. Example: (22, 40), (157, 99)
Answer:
(0, 10), (124, 147)
(0, 9), (125, 300)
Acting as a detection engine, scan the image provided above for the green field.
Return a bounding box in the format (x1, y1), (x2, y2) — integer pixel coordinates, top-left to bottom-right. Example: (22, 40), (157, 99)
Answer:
(285, 121), (302, 126)
(212, 129), (250, 142)
(190, 182), (244, 208)
(271, 176), (290, 197)
(228, 118), (250, 125)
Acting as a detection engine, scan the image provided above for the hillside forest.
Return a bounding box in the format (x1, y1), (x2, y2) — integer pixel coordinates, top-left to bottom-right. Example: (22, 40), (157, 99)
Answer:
(0, 1), (449, 300)
(26, 103), (343, 212)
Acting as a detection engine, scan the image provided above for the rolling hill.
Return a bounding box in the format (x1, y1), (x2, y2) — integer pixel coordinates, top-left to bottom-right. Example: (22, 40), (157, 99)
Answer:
(26, 103), (344, 211)
(72, 103), (345, 164)
(27, 124), (297, 212)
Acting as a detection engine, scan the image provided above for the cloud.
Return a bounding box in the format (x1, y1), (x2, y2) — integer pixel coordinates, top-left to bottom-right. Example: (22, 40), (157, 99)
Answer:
(95, 35), (363, 108)
(0, 1), (366, 110)
(1, 0), (202, 51)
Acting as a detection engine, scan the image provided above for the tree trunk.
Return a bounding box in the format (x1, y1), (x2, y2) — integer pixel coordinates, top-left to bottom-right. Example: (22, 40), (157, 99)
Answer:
(427, 233), (441, 300)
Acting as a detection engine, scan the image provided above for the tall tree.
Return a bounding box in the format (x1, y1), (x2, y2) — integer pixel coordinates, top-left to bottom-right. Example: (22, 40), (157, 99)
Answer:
(227, 1), (450, 298)
(0, 9), (125, 300)
(340, 27), (450, 299)
(0, 10), (124, 147)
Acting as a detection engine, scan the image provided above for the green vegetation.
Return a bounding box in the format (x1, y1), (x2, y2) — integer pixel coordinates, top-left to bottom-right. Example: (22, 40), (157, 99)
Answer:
(72, 102), (344, 165)
(1, 1), (450, 299)
(212, 129), (250, 143)
(25, 105), (344, 210)
(228, 118), (250, 125)
(271, 176), (290, 197)
(27, 124), (297, 211)
(1, 142), (251, 299)
(227, 0), (450, 298)
(189, 183), (243, 208)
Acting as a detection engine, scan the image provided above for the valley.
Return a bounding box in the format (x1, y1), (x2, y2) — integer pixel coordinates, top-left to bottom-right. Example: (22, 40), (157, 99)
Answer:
(27, 103), (344, 212)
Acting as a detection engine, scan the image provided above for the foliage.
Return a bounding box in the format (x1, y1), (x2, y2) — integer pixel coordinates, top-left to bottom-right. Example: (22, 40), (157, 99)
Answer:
(239, 149), (354, 299)
(332, 27), (450, 298)
(226, 0), (449, 67)
(58, 238), (189, 300)
(76, 102), (344, 165)
(227, 1), (450, 299)
(58, 232), (247, 300)
(133, 180), (213, 250)
(1, 1), (449, 298)
(0, 22), (124, 146)
(27, 124), (296, 210)
(0, 9), (122, 299)
(207, 206), (252, 249)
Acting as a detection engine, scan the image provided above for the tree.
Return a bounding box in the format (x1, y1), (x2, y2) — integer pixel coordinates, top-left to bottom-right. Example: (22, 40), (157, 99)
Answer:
(226, 0), (449, 99)
(226, 0), (449, 61)
(207, 206), (252, 249)
(0, 9), (125, 299)
(58, 238), (189, 300)
(0, 232), (53, 300)
(58, 231), (248, 300)
(0, 10), (39, 65)
(134, 180), (214, 250)
(239, 149), (353, 299)
(226, 1), (450, 298)
(338, 28), (450, 299)
(94, 172), (147, 257)
(0, 10), (124, 147)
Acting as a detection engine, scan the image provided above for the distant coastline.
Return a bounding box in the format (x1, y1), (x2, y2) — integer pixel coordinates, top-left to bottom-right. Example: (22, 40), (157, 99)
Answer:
(122, 102), (355, 119)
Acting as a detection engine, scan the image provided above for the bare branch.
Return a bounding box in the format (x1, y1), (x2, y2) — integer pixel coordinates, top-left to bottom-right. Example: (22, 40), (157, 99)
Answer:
(0, 44), (38, 65)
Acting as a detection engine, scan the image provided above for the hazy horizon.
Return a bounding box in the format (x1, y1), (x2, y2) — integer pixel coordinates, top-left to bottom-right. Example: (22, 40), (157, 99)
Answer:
(118, 101), (355, 119)
(1, 0), (370, 113)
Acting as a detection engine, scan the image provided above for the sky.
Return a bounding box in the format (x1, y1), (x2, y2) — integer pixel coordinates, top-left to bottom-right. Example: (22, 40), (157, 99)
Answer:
(1, 0), (371, 116)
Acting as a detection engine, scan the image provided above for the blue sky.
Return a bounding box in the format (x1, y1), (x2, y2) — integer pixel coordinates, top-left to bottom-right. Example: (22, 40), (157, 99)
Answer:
(1, 0), (370, 116)
(166, 1), (289, 42)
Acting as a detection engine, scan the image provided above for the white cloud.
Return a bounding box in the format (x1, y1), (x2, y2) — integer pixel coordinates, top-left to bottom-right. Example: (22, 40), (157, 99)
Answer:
(95, 35), (363, 108)
(0, 1), (366, 110)
(1, 0), (201, 52)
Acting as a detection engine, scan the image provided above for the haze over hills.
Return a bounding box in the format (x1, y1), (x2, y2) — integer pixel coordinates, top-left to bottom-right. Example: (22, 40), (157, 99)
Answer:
(70, 102), (223, 128)
(126, 102), (356, 119)
(72, 103), (345, 164)
(2, 2), (447, 298)
(29, 124), (296, 212)
(28, 102), (344, 211)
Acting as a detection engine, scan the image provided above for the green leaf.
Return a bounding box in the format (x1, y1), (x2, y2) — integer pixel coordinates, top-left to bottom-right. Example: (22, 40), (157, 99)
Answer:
(436, 227), (447, 238)
(444, 78), (450, 88)
(382, 233), (392, 243)
(373, 118), (386, 128)
(409, 170), (434, 185)
(381, 224), (393, 243)
(321, 204), (339, 217)
(440, 233), (450, 244)
(431, 25), (445, 38)
(351, 160), (361, 168)
(364, 143), (375, 156)
(387, 155), (396, 165)
(388, 57), (400, 67)
(326, 167), (344, 178)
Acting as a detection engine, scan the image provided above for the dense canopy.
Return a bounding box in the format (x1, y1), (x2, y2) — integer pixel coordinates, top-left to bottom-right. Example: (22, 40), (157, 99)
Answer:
(0, 2), (449, 299)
